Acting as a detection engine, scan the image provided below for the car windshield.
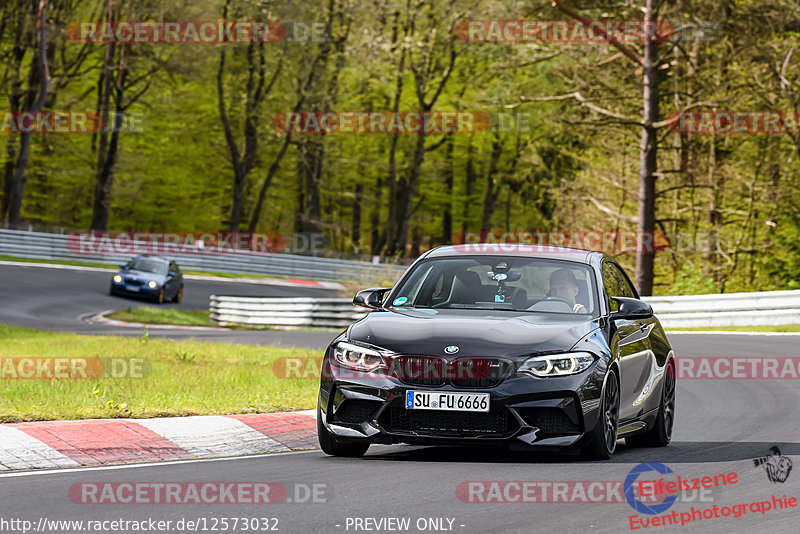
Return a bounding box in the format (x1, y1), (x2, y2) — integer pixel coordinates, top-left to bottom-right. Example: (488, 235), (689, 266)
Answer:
(390, 256), (598, 316)
(125, 258), (168, 275)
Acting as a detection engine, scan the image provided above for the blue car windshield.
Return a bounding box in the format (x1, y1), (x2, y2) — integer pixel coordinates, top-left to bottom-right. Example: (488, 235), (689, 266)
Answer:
(390, 256), (599, 316)
(126, 259), (168, 275)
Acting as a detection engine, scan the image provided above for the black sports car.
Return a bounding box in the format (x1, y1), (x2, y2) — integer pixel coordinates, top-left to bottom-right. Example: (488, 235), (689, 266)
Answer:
(317, 244), (676, 460)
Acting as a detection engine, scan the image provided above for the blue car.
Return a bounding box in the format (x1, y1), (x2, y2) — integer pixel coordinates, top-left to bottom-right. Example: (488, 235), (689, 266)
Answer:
(110, 255), (184, 304)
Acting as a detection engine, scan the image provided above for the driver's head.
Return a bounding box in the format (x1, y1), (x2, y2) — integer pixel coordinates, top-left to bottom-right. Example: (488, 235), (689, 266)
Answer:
(549, 269), (580, 304)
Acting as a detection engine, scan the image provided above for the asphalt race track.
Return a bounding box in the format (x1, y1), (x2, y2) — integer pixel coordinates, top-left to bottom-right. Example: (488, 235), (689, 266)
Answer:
(1, 262), (799, 533)
(0, 263), (340, 348)
(1, 349), (798, 534)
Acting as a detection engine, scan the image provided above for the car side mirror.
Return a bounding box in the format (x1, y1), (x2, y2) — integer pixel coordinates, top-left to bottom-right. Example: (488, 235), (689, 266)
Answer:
(166, 272), (175, 279)
(353, 287), (391, 310)
(610, 296), (653, 320)
(119, 264), (128, 270)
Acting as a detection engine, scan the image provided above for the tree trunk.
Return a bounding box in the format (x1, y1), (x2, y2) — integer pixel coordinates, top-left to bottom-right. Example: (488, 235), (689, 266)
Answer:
(480, 136), (503, 232)
(300, 138), (323, 233)
(7, 0), (49, 225)
(461, 136), (476, 234)
(352, 182), (363, 249)
(388, 130), (426, 255)
(89, 0), (118, 231)
(441, 134), (454, 243)
(634, 0), (660, 296)
(247, 132), (291, 232)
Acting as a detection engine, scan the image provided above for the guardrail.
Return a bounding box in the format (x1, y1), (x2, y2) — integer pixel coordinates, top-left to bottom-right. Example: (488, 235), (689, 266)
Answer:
(643, 290), (800, 328)
(210, 296), (364, 328)
(0, 228), (407, 284)
(209, 290), (800, 329)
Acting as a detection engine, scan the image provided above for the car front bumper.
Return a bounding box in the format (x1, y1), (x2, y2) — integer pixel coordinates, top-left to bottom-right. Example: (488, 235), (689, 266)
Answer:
(318, 352), (609, 452)
(111, 280), (161, 297)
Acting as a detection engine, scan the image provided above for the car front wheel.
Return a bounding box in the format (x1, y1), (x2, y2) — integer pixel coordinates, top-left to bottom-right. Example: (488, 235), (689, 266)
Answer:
(317, 403), (370, 458)
(582, 368), (620, 460)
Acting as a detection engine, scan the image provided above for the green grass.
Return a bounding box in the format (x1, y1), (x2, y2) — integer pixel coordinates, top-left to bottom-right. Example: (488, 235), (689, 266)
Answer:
(108, 307), (214, 327)
(0, 324), (322, 422)
(668, 324), (800, 332)
(0, 254), (113, 270)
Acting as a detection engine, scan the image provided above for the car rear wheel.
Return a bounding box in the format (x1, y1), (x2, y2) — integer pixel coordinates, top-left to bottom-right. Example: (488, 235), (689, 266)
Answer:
(626, 360), (675, 448)
(317, 403), (370, 458)
(582, 368), (619, 460)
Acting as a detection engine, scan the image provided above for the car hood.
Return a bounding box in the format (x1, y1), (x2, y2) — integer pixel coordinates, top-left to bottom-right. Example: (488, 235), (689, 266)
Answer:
(347, 308), (601, 358)
(119, 269), (166, 281)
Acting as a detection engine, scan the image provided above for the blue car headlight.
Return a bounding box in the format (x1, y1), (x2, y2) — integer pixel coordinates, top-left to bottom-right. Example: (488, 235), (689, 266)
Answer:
(113, 275), (122, 283)
(518, 352), (596, 377)
(148, 280), (158, 289)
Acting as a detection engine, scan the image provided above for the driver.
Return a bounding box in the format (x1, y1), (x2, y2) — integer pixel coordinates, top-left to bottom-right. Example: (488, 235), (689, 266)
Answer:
(548, 269), (587, 313)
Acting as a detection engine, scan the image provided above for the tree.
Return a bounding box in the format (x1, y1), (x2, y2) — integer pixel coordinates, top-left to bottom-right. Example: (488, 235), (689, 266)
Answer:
(5, 0), (50, 226)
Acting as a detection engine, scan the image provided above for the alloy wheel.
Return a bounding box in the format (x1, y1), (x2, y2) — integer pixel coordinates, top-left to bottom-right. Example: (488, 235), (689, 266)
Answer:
(603, 374), (620, 453)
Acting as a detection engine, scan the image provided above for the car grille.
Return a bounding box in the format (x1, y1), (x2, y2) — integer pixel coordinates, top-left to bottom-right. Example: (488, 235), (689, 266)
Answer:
(516, 407), (580, 435)
(450, 359), (514, 388)
(391, 356), (445, 387)
(384, 407), (514, 436)
(123, 278), (143, 286)
(389, 356), (510, 388)
(333, 399), (381, 424)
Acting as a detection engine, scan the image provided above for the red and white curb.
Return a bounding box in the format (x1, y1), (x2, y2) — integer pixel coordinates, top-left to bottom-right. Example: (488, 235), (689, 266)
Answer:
(0, 410), (317, 472)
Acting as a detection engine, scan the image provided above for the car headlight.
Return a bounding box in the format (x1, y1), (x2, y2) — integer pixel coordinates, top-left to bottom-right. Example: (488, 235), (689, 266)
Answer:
(148, 280), (158, 289)
(518, 352), (596, 377)
(113, 275), (122, 283)
(332, 341), (387, 373)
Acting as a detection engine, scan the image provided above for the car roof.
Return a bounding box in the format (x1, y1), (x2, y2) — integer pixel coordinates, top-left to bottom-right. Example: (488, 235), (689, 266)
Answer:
(423, 244), (601, 264)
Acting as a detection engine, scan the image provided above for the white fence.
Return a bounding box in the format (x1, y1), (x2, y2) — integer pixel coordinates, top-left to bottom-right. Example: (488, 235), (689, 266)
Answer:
(643, 290), (800, 328)
(209, 291), (800, 330)
(210, 296), (365, 328)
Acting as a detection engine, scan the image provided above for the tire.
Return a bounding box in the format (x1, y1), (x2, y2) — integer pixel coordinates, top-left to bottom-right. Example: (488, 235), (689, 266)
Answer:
(172, 286), (183, 303)
(317, 404), (370, 458)
(626, 360), (675, 448)
(582, 368), (620, 460)
(154, 288), (165, 304)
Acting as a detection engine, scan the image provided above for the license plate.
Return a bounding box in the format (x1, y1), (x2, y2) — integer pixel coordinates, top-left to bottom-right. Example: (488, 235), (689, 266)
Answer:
(405, 390), (489, 412)
(126, 285), (140, 292)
